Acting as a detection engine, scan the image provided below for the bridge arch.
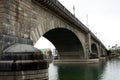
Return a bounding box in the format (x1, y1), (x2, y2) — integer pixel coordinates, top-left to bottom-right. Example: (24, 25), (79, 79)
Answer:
(42, 28), (85, 59)
(91, 43), (98, 58)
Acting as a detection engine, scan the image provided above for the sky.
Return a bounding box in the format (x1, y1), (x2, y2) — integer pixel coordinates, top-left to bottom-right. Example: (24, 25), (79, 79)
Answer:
(35, 0), (120, 49)
(34, 36), (55, 49)
(58, 0), (120, 48)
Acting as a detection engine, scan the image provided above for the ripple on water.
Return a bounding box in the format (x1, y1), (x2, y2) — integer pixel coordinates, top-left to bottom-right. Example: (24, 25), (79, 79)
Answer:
(49, 59), (120, 80)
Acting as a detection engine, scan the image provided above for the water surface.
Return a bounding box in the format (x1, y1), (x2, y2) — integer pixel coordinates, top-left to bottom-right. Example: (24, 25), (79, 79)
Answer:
(49, 59), (120, 80)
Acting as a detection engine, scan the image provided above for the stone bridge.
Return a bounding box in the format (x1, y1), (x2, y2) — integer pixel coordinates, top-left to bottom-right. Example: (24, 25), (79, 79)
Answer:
(0, 0), (107, 60)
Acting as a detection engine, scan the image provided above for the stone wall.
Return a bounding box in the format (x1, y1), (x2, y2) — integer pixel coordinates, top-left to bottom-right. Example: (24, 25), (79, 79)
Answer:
(1, 0), (32, 38)
(0, 0), (4, 53)
(0, 0), (33, 53)
(0, 69), (48, 80)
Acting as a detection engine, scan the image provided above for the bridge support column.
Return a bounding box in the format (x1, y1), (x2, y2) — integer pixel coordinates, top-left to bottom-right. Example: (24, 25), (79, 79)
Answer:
(98, 43), (102, 58)
(0, 0), (33, 54)
(86, 33), (91, 59)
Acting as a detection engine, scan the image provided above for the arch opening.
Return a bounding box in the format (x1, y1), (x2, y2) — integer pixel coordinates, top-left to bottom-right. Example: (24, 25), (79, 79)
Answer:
(90, 43), (98, 58)
(34, 36), (55, 49)
(43, 28), (84, 59)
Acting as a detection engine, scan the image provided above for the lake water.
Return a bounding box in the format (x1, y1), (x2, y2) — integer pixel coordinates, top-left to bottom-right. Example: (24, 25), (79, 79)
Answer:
(49, 58), (120, 80)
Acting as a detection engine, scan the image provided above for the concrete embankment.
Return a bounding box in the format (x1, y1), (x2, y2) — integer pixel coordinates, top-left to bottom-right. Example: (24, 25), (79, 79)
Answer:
(53, 59), (101, 64)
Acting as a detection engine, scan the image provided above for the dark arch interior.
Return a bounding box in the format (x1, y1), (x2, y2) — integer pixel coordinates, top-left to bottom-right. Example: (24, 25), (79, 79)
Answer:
(43, 28), (84, 59)
(90, 43), (98, 58)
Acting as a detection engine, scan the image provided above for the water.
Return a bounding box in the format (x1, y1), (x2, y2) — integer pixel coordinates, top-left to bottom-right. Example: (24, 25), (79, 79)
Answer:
(49, 59), (120, 80)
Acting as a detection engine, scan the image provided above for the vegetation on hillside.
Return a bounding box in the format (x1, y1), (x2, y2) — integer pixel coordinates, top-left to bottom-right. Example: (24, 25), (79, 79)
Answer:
(108, 44), (120, 57)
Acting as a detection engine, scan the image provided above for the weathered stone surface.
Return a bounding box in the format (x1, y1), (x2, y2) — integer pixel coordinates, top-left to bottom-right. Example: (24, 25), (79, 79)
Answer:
(0, 69), (48, 80)
(3, 44), (39, 52)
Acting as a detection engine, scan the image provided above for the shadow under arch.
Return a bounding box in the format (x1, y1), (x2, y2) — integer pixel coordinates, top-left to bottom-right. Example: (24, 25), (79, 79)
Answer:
(43, 28), (84, 59)
(90, 43), (98, 58)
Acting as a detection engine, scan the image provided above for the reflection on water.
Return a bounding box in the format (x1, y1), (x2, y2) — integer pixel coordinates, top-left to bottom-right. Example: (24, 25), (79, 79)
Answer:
(100, 59), (120, 80)
(49, 59), (120, 80)
(49, 63), (59, 80)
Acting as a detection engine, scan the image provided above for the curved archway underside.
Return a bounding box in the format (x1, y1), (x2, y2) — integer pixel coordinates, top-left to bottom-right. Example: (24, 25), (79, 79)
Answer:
(43, 28), (84, 59)
(90, 43), (98, 58)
